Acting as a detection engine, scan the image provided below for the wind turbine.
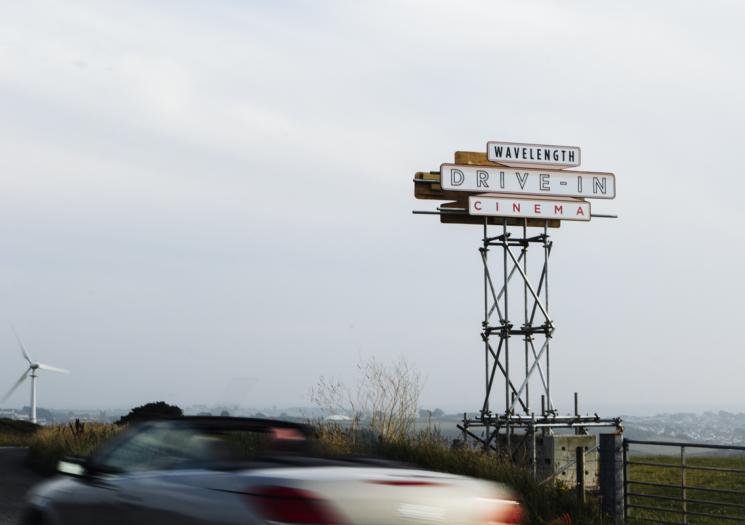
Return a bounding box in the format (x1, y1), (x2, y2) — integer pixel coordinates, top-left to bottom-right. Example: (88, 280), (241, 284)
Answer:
(2, 328), (69, 424)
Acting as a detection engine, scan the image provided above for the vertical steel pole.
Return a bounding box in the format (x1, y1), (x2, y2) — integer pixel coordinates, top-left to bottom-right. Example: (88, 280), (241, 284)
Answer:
(531, 413), (537, 478)
(543, 221), (550, 412)
(482, 219), (491, 448)
(483, 219), (489, 418)
(503, 219), (510, 451)
(503, 218), (509, 414)
(523, 219), (529, 415)
(681, 446), (687, 524)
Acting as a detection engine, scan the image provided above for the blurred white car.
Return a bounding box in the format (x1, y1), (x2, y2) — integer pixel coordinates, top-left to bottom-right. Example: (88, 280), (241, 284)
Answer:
(22, 417), (524, 525)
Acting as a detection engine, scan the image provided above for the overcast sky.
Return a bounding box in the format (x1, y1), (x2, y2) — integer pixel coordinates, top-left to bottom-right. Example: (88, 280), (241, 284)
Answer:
(1, 1), (744, 416)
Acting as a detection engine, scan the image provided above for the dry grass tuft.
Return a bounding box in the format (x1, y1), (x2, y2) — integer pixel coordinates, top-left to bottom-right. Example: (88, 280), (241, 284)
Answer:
(26, 420), (121, 473)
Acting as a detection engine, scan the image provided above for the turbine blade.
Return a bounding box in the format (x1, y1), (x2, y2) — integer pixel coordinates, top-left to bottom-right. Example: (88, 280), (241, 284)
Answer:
(10, 326), (33, 364)
(36, 363), (69, 374)
(1, 368), (30, 403)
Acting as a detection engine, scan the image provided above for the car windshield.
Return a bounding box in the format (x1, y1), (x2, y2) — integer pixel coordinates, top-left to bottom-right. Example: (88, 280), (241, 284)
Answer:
(94, 421), (303, 473)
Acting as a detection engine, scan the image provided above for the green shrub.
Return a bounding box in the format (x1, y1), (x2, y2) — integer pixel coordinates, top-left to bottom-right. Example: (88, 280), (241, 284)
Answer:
(116, 401), (183, 425)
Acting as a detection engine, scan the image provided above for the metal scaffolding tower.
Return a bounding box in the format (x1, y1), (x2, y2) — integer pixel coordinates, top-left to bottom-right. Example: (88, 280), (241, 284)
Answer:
(457, 218), (621, 458)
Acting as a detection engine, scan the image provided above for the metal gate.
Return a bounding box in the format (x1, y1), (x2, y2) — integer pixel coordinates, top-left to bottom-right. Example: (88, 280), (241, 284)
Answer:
(623, 438), (745, 524)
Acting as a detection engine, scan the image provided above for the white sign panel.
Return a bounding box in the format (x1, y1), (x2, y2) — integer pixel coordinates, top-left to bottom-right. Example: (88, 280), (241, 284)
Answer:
(487, 141), (581, 168)
(440, 164), (615, 199)
(468, 195), (591, 221)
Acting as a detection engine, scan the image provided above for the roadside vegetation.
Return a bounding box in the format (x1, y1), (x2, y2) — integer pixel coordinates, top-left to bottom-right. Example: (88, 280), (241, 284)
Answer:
(316, 423), (599, 525)
(14, 419), (598, 525)
(25, 420), (120, 473)
(21, 419), (745, 525)
(0, 418), (39, 446)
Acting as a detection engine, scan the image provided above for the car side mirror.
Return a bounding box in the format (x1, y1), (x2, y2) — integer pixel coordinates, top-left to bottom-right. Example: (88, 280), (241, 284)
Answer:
(57, 456), (88, 477)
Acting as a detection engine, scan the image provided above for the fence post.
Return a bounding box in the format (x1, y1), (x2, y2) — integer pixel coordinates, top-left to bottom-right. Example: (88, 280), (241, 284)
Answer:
(681, 446), (687, 525)
(576, 446), (586, 503)
(623, 440), (628, 523)
(599, 434), (624, 524)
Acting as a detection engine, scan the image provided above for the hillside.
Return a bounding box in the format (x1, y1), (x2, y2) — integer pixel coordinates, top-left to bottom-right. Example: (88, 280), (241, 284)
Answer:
(622, 411), (745, 445)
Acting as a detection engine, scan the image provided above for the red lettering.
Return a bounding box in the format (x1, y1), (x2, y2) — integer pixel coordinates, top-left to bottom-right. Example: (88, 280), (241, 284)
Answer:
(576, 206), (585, 216)
(534, 204), (541, 214)
(474, 200), (482, 211)
(512, 202), (521, 212)
(554, 205), (564, 214)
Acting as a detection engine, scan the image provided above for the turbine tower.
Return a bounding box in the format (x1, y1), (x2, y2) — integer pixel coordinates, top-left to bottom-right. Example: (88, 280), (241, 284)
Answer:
(1, 329), (69, 424)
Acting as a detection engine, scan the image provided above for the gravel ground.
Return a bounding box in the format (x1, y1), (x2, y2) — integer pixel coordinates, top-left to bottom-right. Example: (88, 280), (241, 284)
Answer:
(0, 448), (44, 525)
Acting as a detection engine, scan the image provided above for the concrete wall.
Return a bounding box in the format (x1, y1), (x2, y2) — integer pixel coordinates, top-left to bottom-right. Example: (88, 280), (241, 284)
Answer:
(533, 434), (599, 490)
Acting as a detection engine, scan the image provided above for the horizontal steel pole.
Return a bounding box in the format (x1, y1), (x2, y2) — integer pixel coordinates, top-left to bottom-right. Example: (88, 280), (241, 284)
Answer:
(484, 326), (550, 336)
(628, 491), (745, 510)
(466, 420), (621, 430)
(626, 503), (685, 515)
(625, 518), (685, 525)
(478, 414), (620, 423)
(625, 438), (745, 452)
(487, 241), (540, 248)
(627, 459), (745, 475)
(626, 503), (745, 522)
(531, 421), (621, 429)
(627, 480), (745, 497)
(487, 234), (547, 244)
(412, 210), (466, 215)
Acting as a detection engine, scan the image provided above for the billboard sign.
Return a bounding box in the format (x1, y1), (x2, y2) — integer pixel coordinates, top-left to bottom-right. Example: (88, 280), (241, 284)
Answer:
(440, 164), (615, 199)
(486, 141), (581, 169)
(468, 195), (591, 221)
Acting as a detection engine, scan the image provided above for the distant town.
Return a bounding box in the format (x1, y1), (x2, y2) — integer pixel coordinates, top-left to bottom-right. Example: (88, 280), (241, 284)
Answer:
(4, 405), (745, 448)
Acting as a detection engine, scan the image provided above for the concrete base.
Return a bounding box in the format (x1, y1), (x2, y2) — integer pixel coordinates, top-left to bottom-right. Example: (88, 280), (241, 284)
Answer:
(492, 431), (599, 489)
(533, 434), (598, 489)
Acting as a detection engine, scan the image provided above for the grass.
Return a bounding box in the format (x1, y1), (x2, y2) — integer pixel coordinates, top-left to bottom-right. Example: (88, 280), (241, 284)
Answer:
(3, 420), (602, 525)
(626, 453), (745, 524)
(25, 421), (121, 473)
(0, 418), (39, 446)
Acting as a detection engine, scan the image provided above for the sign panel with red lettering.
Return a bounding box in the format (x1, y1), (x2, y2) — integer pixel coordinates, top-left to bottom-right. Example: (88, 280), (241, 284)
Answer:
(487, 141), (580, 168)
(468, 195), (591, 221)
(440, 164), (615, 199)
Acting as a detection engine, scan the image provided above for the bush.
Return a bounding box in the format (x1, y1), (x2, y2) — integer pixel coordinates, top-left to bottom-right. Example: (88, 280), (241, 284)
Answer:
(116, 401), (182, 425)
(312, 357), (422, 441)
